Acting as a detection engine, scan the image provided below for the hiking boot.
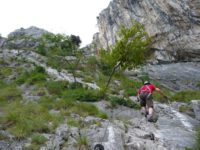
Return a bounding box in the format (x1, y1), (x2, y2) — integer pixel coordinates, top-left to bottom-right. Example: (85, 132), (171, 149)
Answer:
(140, 109), (146, 115)
(145, 111), (149, 118)
(147, 114), (154, 122)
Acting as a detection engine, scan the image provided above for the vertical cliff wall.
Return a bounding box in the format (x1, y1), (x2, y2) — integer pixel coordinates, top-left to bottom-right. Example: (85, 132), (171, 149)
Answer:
(94, 0), (200, 63)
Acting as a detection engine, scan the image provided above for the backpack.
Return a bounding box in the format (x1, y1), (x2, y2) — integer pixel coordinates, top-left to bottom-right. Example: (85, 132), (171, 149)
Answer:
(139, 85), (152, 100)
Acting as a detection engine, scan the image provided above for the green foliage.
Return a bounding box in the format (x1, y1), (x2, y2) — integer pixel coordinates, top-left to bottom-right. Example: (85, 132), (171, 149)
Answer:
(138, 72), (150, 84)
(45, 81), (69, 96)
(108, 96), (140, 109)
(76, 135), (88, 149)
(71, 102), (101, 116)
(55, 98), (107, 119)
(55, 98), (75, 111)
(0, 101), (62, 139)
(124, 88), (137, 97)
(16, 66), (47, 85)
(37, 33), (81, 57)
(99, 49), (115, 75)
(31, 133), (47, 145)
(70, 102), (107, 118)
(96, 72), (108, 89)
(36, 42), (47, 56)
(171, 91), (200, 102)
(114, 22), (152, 69)
(36, 33), (84, 84)
(25, 133), (47, 150)
(119, 76), (142, 97)
(86, 56), (99, 69)
(100, 21), (152, 70)
(38, 97), (57, 110)
(67, 118), (81, 127)
(97, 111), (108, 119)
(0, 83), (22, 102)
(99, 21), (152, 91)
(179, 105), (193, 113)
(37, 33), (73, 56)
(27, 73), (46, 85)
(197, 82), (200, 88)
(0, 67), (12, 77)
(62, 88), (103, 102)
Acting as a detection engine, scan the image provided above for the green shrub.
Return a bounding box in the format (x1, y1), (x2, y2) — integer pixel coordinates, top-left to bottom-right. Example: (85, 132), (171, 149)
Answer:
(0, 60), (8, 66)
(113, 75), (142, 97)
(16, 71), (29, 85)
(0, 84), (22, 102)
(67, 118), (80, 127)
(197, 82), (200, 88)
(86, 56), (98, 70)
(82, 76), (94, 83)
(76, 135), (88, 149)
(124, 88), (137, 97)
(171, 91), (200, 102)
(70, 102), (107, 118)
(108, 96), (140, 109)
(55, 98), (75, 110)
(16, 66), (47, 85)
(47, 56), (62, 71)
(31, 133), (47, 145)
(34, 66), (46, 74)
(27, 73), (46, 85)
(36, 43), (47, 56)
(96, 73), (108, 89)
(46, 81), (69, 96)
(62, 88), (102, 102)
(72, 102), (99, 116)
(38, 97), (56, 110)
(179, 105), (193, 113)
(0, 67), (12, 77)
(0, 101), (62, 139)
(97, 112), (108, 119)
(25, 133), (47, 150)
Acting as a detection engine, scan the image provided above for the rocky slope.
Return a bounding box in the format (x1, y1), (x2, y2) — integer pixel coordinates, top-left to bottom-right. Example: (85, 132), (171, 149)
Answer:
(93, 0), (200, 91)
(0, 26), (48, 50)
(0, 46), (199, 150)
(0, 2), (200, 148)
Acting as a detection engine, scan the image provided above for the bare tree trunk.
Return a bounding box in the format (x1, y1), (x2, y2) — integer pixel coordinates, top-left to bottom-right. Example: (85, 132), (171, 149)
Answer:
(105, 61), (121, 90)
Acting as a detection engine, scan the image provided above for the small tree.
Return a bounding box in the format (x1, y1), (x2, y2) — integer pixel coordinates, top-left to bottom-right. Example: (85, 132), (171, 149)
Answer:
(100, 21), (152, 91)
(36, 33), (83, 85)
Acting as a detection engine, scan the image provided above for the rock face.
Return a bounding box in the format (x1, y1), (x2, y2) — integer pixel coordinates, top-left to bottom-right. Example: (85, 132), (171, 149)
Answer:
(144, 62), (200, 91)
(95, 0), (200, 63)
(1, 26), (48, 50)
(8, 26), (48, 39)
(0, 36), (6, 48)
(191, 100), (200, 121)
(93, 0), (200, 90)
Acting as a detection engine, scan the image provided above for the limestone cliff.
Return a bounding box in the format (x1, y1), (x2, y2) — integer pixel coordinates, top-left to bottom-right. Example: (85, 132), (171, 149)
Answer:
(93, 0), (200, 90)
(94, 0), (200, 63)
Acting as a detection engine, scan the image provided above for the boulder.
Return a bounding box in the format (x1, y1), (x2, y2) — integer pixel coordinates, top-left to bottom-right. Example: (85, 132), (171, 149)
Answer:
(2, 26), (49, 50)
(191, 100), (200, 121)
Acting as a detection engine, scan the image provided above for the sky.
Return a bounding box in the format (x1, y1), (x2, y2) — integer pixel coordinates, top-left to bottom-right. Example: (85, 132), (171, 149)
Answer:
(0, 0), (111, 47)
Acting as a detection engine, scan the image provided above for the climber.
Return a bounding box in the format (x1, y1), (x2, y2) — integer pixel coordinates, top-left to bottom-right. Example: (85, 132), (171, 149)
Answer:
(137, 81), (166, 122)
